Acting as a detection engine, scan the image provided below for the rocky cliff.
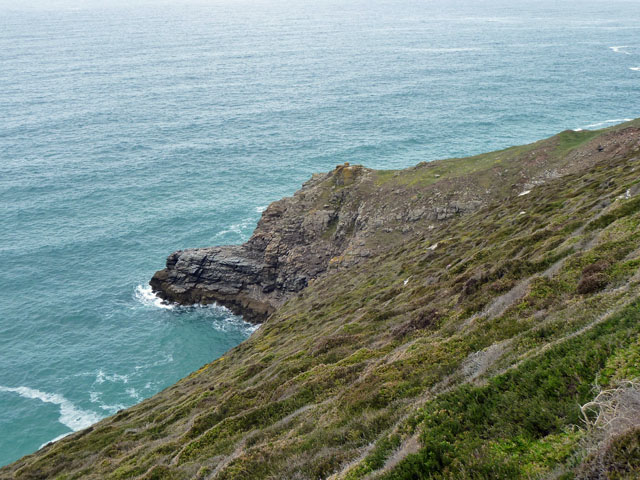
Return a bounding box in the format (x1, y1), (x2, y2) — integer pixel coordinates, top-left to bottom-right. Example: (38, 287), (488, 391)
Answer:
(149, 161), (488, 322)
(4, 120), (640, 480)
(151, 124), (640, 323)
(150, 164), (378, 322)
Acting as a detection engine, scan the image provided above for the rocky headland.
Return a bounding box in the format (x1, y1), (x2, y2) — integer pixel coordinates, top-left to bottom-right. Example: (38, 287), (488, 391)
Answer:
(151, 124), (640, 323)
(4, 120), (640, 480)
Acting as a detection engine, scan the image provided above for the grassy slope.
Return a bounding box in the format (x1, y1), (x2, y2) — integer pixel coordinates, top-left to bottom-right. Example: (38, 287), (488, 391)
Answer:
(3, 121), (640, 480)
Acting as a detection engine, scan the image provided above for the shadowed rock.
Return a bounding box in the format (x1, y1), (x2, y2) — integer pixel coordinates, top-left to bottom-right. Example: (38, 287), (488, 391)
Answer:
(150, 164), (374, 322)
(150, 125), (640, 323)
(149, 161), (492, 321)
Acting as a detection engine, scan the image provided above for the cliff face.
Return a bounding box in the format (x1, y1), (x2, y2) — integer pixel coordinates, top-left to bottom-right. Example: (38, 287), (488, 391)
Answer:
(149, 162), (486, 322)
(150, 124), (640, 322)
(5, 120), (640, 480)
(150, 164), (378, 321)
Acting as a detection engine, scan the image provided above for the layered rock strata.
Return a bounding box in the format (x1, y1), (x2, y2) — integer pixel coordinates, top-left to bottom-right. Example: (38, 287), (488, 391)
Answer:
(150, 126), (640, 322)
(150, 164), (379, 322)
(150, 162), (482, 322)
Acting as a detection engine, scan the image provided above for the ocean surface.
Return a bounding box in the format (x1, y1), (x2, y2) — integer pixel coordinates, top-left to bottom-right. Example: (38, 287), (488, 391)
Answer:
(1, 0), (639, 467)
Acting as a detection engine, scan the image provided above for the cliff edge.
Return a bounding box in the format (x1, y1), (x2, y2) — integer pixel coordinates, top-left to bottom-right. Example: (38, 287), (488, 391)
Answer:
(4, 120), (640, 480)
(151, 123), (640, 322)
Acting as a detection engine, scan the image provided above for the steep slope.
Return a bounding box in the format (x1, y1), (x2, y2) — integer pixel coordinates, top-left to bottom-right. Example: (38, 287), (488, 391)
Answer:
(3, 120), (640, 480)
(151, 123), (638, 322)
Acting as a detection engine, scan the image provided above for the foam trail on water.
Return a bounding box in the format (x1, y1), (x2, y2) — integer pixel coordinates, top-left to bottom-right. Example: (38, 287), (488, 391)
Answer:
(255, 205), (267, 213)
(631, 67), (640, 71)
(39, 432), (72, 450)
(134, 283), (257, 333)
(582, 118), (633, 129)
(95, 370), (129, 384)
(610, 45), (631, 55)
(126, 388), (143, 402)
(89, 391), (126, 414)
(134, 284), (174, 309)
(211, 316), (261, 335)
(179, 301), (260, 334)
(214, 217), (256, 239)
(0, 385), (100, 432)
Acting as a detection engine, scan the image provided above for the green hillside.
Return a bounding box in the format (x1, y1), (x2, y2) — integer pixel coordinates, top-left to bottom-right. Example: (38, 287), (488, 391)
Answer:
(4, 120), (640, 480)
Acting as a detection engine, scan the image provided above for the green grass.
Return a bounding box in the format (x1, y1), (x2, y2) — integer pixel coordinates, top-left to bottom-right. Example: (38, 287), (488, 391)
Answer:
(4, 121), (640, 480)
(380, 300), (640, 479)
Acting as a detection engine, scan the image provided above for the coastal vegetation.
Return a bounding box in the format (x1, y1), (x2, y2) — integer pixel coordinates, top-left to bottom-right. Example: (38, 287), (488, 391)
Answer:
(3, 120), (640, 479)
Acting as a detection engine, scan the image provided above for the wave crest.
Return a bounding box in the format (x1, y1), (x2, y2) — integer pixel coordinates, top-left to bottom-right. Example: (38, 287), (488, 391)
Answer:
(134, 284), (175, 309)
(574, 118), (633, 131)
(610, 45), (631, 55)
(0, 385), (100, 432)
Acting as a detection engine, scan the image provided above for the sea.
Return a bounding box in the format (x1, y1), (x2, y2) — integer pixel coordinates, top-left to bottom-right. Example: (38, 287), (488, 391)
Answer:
(1, 0), (639, 467)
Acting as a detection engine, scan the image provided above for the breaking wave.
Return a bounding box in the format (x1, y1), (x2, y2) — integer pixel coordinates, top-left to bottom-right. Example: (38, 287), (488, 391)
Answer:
(610, 45), (631, 55)
(134, 284), (175, 310)
(574, 118), (633, 131)
(0, 385), (100, 432)
(39, 432), (72, 450)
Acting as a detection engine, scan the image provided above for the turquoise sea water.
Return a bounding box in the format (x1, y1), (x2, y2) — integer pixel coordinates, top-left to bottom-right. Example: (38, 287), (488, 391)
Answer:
(1, 0), (639, 467)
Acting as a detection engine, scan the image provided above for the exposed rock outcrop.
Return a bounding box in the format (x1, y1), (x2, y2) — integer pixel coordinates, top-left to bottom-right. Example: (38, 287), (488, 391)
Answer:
(150, 164), (374, 322)
(6, 120), (640, 480)
(151, 125), (640, 322)
(150, 162), (489, 321)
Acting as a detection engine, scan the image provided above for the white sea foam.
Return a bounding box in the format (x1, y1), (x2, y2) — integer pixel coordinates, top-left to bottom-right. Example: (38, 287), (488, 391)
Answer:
(582, 118), (633, 129)
(610, 46), (631, 55)
(198, 302), (260, 334)
(214, 208), (267, 240)
(0, 385), (100, 432)
(631, 67), (640, 71)
(150, 353), (174, 367)
(88, 390), (127, 413)
(214, 217), (255, 239)
(136, 282), (259, 335)
(211, 316), (260, 335)
(95, 370), (129, 384)
(134, 284), (175, 309)
(39, 432), (72, 450)
(126, 388), (143, 402)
